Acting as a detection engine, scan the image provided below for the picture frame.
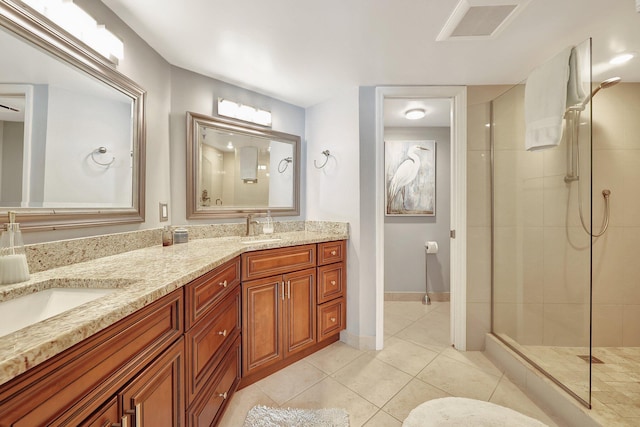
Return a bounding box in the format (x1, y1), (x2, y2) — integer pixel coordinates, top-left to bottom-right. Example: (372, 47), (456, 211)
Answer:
(385, 140), (436, 216)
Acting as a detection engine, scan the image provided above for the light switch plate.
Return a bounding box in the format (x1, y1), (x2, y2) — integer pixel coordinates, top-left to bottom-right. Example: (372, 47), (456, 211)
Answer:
(159, 202), (169, 222)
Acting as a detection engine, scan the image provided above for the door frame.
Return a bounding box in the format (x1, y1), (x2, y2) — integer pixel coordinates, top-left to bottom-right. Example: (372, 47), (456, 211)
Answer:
(374, 86), (467, 351)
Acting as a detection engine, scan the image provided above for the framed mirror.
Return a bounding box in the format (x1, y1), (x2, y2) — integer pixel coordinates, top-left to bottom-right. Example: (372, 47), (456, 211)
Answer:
(0, 1), (145, 231)
(186, 112), (300, 219)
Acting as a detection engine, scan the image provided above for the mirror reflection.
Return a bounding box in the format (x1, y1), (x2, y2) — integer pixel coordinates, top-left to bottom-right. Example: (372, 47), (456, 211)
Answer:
(187, 112), (300, 218)
(0, 2), (145, 230)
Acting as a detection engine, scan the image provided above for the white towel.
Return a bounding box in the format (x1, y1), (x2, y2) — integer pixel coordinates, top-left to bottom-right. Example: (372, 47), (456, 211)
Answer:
(524, 47), (572, 151)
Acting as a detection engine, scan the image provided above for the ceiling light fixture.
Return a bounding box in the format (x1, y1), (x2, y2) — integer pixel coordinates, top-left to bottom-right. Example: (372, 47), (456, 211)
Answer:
(609, 52), (635, 65)
(405, 108), (427, 120)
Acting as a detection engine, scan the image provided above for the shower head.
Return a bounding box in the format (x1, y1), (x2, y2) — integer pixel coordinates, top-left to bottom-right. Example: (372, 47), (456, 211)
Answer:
(599, 77), (622, 89)
(579, 76), (622, 108)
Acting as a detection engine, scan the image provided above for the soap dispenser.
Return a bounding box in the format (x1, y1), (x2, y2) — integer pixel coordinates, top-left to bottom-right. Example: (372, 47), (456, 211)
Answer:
(263, 210), (274, 234)
(0, 211), (30, 285)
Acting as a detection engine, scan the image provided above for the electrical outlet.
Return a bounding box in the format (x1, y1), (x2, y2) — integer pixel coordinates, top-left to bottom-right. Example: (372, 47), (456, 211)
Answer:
(159, 202), (168, 222)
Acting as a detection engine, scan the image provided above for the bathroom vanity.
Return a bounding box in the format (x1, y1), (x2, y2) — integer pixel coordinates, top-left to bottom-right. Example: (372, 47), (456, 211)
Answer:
(0, 231), (347, 427)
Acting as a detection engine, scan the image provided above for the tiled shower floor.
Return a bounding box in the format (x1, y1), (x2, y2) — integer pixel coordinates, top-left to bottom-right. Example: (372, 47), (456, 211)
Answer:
(514, 343), (640, 426)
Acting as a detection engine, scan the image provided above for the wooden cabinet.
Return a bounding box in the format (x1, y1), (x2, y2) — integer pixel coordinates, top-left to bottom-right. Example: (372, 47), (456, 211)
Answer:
(240, 241), (346, 387)
(185, 257), (242, 427)
(0, 290), (184, 427)
(120, 338), (185, 427)
(317, 241), (347, 342)
(242, 268), (316, 377)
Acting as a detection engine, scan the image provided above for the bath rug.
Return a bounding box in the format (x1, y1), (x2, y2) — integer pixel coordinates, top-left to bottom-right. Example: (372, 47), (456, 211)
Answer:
(243, 405), (349, 426)
(402, 397), (548, 427)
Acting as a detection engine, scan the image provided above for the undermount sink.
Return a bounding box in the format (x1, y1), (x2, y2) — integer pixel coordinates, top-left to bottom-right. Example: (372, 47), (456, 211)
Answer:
(240, 237), (282, 245)
(0, 282), (124, 337)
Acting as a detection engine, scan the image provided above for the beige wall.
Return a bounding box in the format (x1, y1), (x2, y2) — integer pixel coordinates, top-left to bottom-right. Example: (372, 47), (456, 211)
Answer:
(466, 85), (511, 350)
(591, 83), (640, 347)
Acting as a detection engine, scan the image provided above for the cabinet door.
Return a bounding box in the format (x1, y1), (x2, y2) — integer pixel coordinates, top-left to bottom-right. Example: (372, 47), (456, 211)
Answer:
(242, 276), (284, 376)
(283, 268), (316, 357)
(120, 338), (185, 427)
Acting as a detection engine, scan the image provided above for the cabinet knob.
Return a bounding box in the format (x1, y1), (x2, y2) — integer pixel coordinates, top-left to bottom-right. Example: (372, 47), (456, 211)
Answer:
(330, 250), (337, 256)
(219, 391), (228, 399)
(330, 317), (337, 323)
(330, 280), (336, 286)
(218, 329), (228, 337)
(219, 280), (228, 288)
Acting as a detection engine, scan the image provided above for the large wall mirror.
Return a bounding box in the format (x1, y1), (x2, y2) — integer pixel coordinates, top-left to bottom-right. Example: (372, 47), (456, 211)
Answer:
(0, 1), (145, 231)
(187, 112), (300, 219)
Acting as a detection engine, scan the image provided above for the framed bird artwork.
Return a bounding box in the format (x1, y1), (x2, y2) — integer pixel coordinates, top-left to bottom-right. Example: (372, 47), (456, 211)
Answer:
(385, 140), (436, 216)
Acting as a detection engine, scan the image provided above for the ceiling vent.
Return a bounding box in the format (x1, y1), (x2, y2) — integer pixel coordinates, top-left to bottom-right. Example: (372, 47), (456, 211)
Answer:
(437, 0), (530, 41)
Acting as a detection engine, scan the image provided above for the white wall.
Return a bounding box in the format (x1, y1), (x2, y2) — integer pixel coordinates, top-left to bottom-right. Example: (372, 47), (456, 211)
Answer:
(384, 126), (451, 293)
(306, 87), (377, 348)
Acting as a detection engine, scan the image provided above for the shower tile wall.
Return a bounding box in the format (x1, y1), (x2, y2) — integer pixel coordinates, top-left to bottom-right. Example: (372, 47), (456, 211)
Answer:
(591, 83), (640, 347)
(492, 83), (591, 348)
(492, 82), (640, 350)
(466, 86), (512, 350)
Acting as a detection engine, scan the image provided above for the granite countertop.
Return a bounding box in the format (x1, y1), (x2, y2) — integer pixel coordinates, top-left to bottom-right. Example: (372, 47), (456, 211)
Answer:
(0, 230), (347, 387)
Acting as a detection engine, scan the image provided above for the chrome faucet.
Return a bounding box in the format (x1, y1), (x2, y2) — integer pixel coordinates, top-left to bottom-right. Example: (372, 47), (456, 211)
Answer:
(246, 214), (259, 236)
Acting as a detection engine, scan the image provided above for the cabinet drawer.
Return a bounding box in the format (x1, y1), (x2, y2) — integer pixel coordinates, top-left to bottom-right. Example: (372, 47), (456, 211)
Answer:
(78, 396), (119, 427)
(186, 257), (240, 330)
(317, 240), (346, 266)
(317, 297), (346, 342)
(242, 244), (316, 281)
(185, 285), (241, 405)
(317, 262), (346, 304)
(187, 335), (241, 427)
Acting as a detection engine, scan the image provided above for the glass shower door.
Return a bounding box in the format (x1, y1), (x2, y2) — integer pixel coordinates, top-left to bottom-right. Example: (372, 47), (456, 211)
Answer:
(491, 38), (593, 407)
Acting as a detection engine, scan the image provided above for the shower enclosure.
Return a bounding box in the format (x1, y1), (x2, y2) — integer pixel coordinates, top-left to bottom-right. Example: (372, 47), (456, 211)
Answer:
(491, 38), (595, 407)
(492, 38), (640, 422)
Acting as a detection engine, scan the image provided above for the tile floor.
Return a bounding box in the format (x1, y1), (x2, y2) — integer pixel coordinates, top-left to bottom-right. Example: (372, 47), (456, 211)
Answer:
(514, 342), (640, 426)
(219, 301), (561, 426)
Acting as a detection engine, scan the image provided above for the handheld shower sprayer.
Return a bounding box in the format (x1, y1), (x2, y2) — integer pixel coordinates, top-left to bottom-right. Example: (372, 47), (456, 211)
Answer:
(564, 77), (620, 237)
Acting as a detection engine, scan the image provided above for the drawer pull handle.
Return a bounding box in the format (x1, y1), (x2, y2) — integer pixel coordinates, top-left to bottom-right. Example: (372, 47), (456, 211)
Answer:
(121, 416), (128, 427)
(281, 281), (285, 300)
(218, 329), (228, 337)
(331, 280), (336, 286)
(330, 250), (337, 256)
(330, 317), (337, 323)
(219, 280), (228, 288)
(219, 391), (228, 399)
(287, 280), (291, 299)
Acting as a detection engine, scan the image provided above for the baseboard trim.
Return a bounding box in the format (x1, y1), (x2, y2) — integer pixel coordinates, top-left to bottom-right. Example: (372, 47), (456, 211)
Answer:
(340, 330), (376, 351)
(384, 292), (450, 302)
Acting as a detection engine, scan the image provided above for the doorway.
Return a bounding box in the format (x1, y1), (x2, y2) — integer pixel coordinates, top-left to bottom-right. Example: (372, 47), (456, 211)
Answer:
(374, 86), (467, 351)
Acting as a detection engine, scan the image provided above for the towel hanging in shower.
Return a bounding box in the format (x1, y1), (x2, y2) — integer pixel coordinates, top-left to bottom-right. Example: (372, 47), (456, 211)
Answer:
(524, 46), (572, 151)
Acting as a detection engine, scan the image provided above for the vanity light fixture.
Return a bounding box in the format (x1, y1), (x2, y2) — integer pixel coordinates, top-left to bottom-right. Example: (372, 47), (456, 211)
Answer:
(405, 108), (427, 120)
(226, 141), (234, 150)
(21, 0), (124, 62)
(217, 98), (272, 127)
(610, 52), (635, 65)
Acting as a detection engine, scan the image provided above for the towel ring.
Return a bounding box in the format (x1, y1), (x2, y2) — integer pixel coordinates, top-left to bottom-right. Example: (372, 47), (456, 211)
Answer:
(314, 150), (331, 169)
(90, 147), (115, 167)
(278, 157), (293, 173)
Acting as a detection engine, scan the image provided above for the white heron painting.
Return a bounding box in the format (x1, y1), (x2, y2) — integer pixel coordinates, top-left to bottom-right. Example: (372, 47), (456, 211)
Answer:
(385, 140), (436, 216)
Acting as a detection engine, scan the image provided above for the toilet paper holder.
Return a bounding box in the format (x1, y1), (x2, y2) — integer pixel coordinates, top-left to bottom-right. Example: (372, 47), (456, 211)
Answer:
(425, 241), (438, 254)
